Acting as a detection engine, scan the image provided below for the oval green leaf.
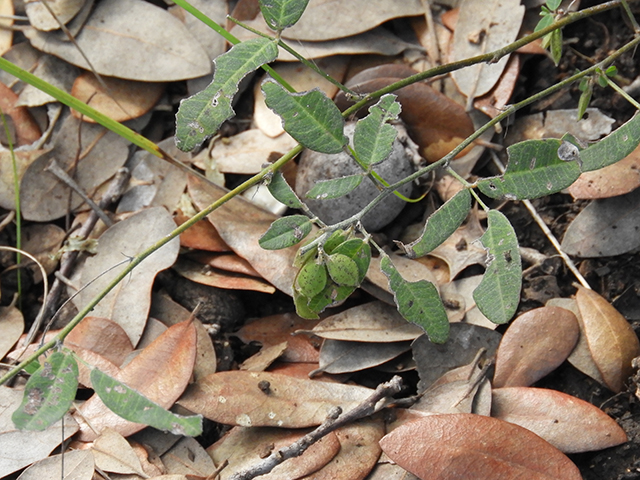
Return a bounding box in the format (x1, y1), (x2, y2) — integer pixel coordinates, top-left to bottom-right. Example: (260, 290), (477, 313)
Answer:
(12, 350), (79, 431)
(326, 253), (360, 287)
(354, 94), (402, 167)
(401, 189), (472, 258)
(380, 256), (449, 344)
(580, 112), (640, 171)
(260, 0), (310, 31)
(473, 210), (522, 325)
(262, 79), (347, 154)
(306, 175), (363, 200)
(259, 215), (313, 250)
(331, 238), (371, 284)
(268, 171), (304, 209)
(176, 37), (279, 151)
(296, 261), (328, 298)
(90, 368), (202, 437)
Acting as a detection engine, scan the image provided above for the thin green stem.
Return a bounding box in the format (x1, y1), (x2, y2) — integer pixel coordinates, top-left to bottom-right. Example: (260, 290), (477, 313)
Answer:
(599, 69), (640, 109)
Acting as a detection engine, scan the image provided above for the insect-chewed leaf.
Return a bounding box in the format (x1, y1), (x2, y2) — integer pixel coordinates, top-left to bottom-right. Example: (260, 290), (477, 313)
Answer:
(477, 138), (581, 200)
(306, 175), (363, 200)
(380, 255), (449, 344)
(268, 171), (304, 209)
(90, 368), (202, 437)
(401, 189), (471, 258)
(326, 253), (360, 287)
(12, 350), (79, 431)
(473, 210), (522, 324)
(259, 215), (312, 250)
(176, 38), (278, 152)
(296, 261), (328, 298)
(354, 94), (402, 167)
(580, 113), (640, 171)
(331, 238), (371, 284)
(262, 80), (347, 154)
(260, 0), (310, 31)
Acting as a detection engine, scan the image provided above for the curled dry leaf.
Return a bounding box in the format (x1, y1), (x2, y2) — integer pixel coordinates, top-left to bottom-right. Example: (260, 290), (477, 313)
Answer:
(75, 319), (197, 441)
(208, 426), (341, 480)
(492, 387), (628, 453)
(493, 306), (580, 388)
(177, 371), (373, 428)
(380, 413), (582, 480)
(574, 286), (640, 393)
(71, 71), (165, 123)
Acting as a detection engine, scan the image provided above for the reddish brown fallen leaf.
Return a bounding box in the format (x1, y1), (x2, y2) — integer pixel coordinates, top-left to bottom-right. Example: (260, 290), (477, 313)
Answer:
(71, 71), (165, 122)
(188, 251), (262, 277)
(492, 387), (627, 453)
(493, 306), (580, 388)
(208, 426), (341, 480)
(568, 142), (640, 199)
(267, 362), (338, 382)
(474, 54), (520, 118)
(177, 371), (373, 428)
(380, 413), (582, 480)
(175, 209), (231, 252)
(240, 341), (288, 372)
(65, 316), (134, 367)
(74, 319), (197, 441)
(575, 286), (640, 392)
(235, 313), (320, 363)
(0, 81), (41, 145)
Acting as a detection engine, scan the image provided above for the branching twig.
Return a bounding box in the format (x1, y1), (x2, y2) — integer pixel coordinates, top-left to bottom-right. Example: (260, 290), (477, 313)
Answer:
(228, 376), (404, 480)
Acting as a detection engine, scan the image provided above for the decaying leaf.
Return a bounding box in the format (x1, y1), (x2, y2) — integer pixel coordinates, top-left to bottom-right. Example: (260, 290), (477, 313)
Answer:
(0, 307), (23, 360)
(0, 81), (41, 145)
(92, 427), (147, 475)
(64, 316), (134, 367)
(380, 414), (582, 480)
(492, 387), (627, 453)
(13, 450), (93, 480)
(317, 339), (412, 374)
(25, 0), (84, 31)
(160, 436), (216, 476)
(0, 149), (46, 210)
(493, 306), (580, 388)
(178, 371), (373, 428)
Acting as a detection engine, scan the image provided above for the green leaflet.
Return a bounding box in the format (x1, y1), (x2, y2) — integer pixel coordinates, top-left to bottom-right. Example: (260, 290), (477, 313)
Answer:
(259, 215), (312, 250)
(401, 189), (472, 258)
(477, 138), (581, 200)
(91, 369), (202, 437)
(12, 351), (78, 431)
(326, 253), (360, 287)
(306, 175), (363, 200)
(380, 256), (449, 344)
(473, 210), (522, 324)
(262, 80), (347, 154)
(268, 171), (304, 209)
(580, 112), (640, 171)
(175, 38), (278, 152)
(260, 0), (310, 31)
(353, 94), (402, 167)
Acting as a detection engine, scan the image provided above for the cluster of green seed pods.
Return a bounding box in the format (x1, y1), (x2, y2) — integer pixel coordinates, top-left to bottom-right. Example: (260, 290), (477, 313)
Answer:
(293, 230), (371, 319)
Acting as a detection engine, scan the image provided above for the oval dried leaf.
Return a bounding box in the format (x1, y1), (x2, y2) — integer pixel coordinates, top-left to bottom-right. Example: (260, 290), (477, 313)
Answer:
(380, 414), (582, 480)
(0, 306), (24, 360)
(575, 286), (640, 392)
(492, 387), (627, 453)
(317, 339), (411, 374)
(493, 307), (580, 388)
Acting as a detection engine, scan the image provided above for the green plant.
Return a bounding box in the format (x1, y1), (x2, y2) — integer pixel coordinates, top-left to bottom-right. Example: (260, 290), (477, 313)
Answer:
(0, 0), (638, 436)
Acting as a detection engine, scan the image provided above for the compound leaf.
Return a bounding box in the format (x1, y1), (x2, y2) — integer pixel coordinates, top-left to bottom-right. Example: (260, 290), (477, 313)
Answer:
(13, 350), (79, 431)
(473, 210), (522, 324)
(260, 0), (310, 31)
(477, 138), (581, 200)
(176, 38), (278, 151)
(401, 189), (472, 258)
(262, 80), (347, 153)
(380, 255), (449, 344)
(259, 215), (312, 250)
(90, 368), (202, 437)
(268, 171), (304, 209)
(306, 175), (363, 200)
(354, 94), (402, 167)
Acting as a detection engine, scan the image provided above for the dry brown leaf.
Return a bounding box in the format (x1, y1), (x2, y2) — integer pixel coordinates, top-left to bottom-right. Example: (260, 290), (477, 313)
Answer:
(71, 71), (165, 123)
(0, 306), (23, 361)
(492, 387), (628, 453)
(92, 428), (147, 475)
(161, 436), (216, 476)
(317, 339), (411, 375)
(0, 150), (46, 210)
(0, 0), (13, 55)
(13, 449), (93, 480)
(65, 316), (134, 367)
(451, 0), (524, 100)
(300, 417), (384, 480)
(0, 81), (41, 145)
(380, 414), (582, 480)
(188, 251), (261, 277)
(188, 176), (303, 295)
(75, 319), (197, 441)
(439, 275), (495, 328)
(208, 426), (340, 480)
(72, 207), (180, 346)
(474, 54), (520, 118)
(173, 257), (275, 294)
(568, 142), (640, 199)
(240, 341), (288, 372)
(493, 306), (580, 388)
(178, 371), (373, 428)
(574, 286), (640, 392)
(25, 0), (211, 81)
(25, 0), (84, 31)
(174, 209), (230, 252)
(310, 301), (423, 342)
(20, 223), (65, 282)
